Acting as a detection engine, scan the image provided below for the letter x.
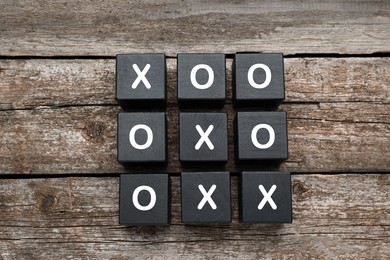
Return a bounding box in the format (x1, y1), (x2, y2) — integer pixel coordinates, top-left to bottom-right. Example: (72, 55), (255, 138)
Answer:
(132, 64), (151, 89)
(195, 125), (214, 150)
(197, 184), (217, 210)
(258, 185), (277, 210)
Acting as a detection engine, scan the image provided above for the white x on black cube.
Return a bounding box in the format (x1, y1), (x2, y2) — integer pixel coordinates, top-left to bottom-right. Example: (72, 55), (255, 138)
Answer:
(180, 113), (228, 163)
(239, 171), (292, 223)
(181, 172), (231, 224)
(234, 53), (284, 106)
(116, 53), (166, 107)
(177, 54), (226, 107)
(120, 174), (170, 225)
(117, 112), (166, 165)
(236, 111), (288, 161)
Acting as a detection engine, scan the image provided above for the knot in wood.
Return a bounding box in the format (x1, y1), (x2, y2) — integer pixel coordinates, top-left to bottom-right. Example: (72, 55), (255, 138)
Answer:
(293, 181), (310, 199)
(136, 226), (157, 238)
(83, 121), (106, 142)
(39, 194), (57, 213)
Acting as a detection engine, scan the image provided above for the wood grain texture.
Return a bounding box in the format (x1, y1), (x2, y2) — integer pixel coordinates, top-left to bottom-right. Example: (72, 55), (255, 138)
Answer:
(0, 0), (389, 258)
(1, 58), (388, 111)
(0, 0), (389, 56)
(0, 174), (388, 259)
(0, 103), (388, 174)
(0, 58), (389, 174)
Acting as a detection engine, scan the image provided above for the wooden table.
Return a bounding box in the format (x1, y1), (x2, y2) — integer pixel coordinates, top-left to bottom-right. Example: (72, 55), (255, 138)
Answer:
(1, 1), (389, 258)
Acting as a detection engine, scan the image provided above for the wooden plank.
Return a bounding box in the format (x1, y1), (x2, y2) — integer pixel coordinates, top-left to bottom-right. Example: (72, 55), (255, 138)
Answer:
(0, 1), (389, 56)
(0, 103), (388, 174)
(0, 59), (117, 110)
(0, 174), (388, 259)
(285, 58), (390, 103)
(0, 58), (389, 111)
(0, 58), (388, 174)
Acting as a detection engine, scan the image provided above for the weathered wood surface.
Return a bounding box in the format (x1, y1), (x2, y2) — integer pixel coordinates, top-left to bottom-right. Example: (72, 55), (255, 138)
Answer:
(1, 58), (389, 110)
(1, 1), (389, 257)
(0, 58), (389, 174)
(0, 104), (389, 174)
(0, 174), (388, 259)
(1, 0), (389, 56)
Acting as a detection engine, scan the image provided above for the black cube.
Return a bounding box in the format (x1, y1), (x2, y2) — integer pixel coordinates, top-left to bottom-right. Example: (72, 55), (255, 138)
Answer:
(120, 174), (170, 225)
(234, 53), (284, 106)
(117, 112), (166, 165)
(181, 172), (231, 224)
(180, 112), (228, 163)
(116, 54), (166, 107)
(177, 53), (226, 106)
(236, 111), (288, 161)
(239, 171), (292, 223)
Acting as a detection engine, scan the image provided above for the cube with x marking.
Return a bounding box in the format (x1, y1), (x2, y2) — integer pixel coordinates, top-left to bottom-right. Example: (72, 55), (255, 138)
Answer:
(181, 172), (231, 224)
(116, 53), (166, 107)
(239, 171), (292, 223)
(179, 113), (228, 163)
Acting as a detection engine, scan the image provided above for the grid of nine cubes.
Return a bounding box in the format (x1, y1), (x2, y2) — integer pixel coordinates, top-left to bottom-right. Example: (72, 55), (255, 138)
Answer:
(117, 53), (292, 225)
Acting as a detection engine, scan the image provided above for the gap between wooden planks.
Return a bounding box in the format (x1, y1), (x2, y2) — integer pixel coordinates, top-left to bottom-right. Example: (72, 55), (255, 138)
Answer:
(0, 58), (389, 174)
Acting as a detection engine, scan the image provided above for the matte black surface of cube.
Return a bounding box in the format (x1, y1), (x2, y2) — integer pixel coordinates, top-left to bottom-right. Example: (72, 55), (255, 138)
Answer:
(177, 54), (226, 106)
(234, 53), (284, 106)
(236, 112), (288, 161)
(180, 113), (228, 163)
(118, 112), (166, 164)
(181, 172), (231, 224)
(240, 171), (292, 223)
(120, 174), (170, 225)
(116, 54), (166, 107)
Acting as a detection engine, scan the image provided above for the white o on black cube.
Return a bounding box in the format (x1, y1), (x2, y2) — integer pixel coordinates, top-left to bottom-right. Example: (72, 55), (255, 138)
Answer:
(177, 53), (226, 106)
(180, 112), (228, 163)
(236, 111), (288, 161)
(120, 174), (170, 225)
(239, 171), (292, 223)
(181, 172), (231, 224)
(234, 53), (284, 106)
(117, 112), (166, 165)
(116, 53), (166, 107)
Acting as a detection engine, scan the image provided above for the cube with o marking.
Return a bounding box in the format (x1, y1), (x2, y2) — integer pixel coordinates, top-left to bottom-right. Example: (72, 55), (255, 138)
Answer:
(116, 54), (166, 107)
(180, 112), (228, 163)
(181, 172), (231, 224)
(120, 174), (170, 225)
(236, 112), (288, 161)
(177, 53), (226, 106)
(240, 171), (292, 223)
(234, 53), (284, 106)
(117, 112), (166, 164)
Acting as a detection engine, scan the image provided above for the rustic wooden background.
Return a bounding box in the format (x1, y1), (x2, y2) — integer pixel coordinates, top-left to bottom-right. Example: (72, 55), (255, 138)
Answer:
(0, 0), (389, 259)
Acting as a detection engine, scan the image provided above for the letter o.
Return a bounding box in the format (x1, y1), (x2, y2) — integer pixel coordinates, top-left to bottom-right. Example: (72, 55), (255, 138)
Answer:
(251, 124), (275, 149)
(248, 64), (272, 89)
(190, 64), (214, 90)
(132, 185), (157, 211)
(129, 124), (153, 150)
